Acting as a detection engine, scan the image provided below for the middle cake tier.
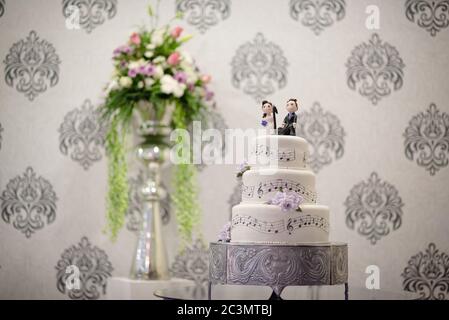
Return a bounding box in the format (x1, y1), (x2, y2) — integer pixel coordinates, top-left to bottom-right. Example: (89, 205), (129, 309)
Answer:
(242, 168), (317, 204)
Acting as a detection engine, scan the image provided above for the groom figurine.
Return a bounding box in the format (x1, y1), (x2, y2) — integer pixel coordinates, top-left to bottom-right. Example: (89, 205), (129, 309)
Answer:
(278, 98), (299, 136)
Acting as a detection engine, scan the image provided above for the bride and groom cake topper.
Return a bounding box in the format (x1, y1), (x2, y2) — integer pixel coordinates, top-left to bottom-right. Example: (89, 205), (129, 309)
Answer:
(261, 98), (299, 136)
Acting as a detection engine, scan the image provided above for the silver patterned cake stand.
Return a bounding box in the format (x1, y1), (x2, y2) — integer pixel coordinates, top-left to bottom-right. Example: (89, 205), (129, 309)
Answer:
(209, 242), (348, 300)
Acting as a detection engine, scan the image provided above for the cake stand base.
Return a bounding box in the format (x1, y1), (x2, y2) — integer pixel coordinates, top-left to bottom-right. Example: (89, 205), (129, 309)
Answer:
(209, 242), (348, 300)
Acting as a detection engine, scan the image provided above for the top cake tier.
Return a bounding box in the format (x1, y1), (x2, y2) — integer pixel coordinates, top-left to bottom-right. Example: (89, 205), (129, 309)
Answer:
(252, 135), (309, 170)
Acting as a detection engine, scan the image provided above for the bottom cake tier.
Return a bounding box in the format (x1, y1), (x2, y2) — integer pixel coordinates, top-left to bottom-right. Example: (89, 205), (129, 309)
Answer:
(231, 203), (330, 244)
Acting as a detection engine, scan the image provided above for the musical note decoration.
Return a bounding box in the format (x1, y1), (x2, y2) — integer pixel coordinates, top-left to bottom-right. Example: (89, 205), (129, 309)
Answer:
(232, 214), (329, 234)
(254, 144), (298, 162)
(243, 179), (316, 203)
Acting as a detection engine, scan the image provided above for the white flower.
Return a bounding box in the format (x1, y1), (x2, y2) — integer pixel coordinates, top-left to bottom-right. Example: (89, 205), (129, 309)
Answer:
(128, 61), (140, 70)
(144, 51), (154, 58)
(151, 28), (165, 46)
(146, 43), (156, 50)
(106, 78), (119, 93)
(144, 78), (155, 89)
(128, 59), (146, 70)
(183, 66), (198, 83)
(137, 81), (144, 89)
(180, 50), (193, 65)
(119, 76), (132, 88)
(153, 65), (164, 79)
(153, 56), (166, 65)
(160, 75), (186, 97)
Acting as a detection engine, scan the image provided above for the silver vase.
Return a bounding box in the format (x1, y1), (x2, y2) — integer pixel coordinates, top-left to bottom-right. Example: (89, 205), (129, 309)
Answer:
(130, 101), (174, 280)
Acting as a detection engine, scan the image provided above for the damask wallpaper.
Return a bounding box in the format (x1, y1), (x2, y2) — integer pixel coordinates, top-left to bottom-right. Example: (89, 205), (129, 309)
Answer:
(0, 0), (449, 300)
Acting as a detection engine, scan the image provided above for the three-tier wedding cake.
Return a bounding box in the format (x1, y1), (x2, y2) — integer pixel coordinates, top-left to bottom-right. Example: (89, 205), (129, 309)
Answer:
(231, 134), (330, 244)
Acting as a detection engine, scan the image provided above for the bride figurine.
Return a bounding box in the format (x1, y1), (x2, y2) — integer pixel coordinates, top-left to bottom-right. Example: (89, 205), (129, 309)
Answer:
(260, 100), (278, 133)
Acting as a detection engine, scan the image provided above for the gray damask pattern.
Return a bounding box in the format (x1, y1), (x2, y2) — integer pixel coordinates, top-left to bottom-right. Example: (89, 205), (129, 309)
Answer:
(126, 169), (170, 232)
(176, 0), (231, 33)
(296, 102), (345, 173)
(402, 243), (449, 300)
(62, 0), (117, 33)
(290, 0), (346, 35)
(0, 0), (5, 18)
(56, 237), (113, 300)
(404, 103), (449, 176)
(346, 33), (405, 105)
(0, 167), (57, 238)
(3, 31), (61, 101)
(231, 33), (288, 102)
(170, 238), (209, 295)
(58, 99), (107, 170)
(345, 172), (403, 245)
(405, 0), (449, 37)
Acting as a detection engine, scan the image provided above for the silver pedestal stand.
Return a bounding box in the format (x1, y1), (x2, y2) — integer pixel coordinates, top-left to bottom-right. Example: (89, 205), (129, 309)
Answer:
(130, 121), (170, 280)
(209, 242), (349, 300)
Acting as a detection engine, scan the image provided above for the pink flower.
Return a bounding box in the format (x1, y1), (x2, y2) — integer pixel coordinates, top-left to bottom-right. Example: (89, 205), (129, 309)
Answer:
(268, 191), (304, 212)
(201, 74), (212, 84)
(167, 52), (181, 66)
(130, 32), (141, 45)
(171, 26), (183, 39)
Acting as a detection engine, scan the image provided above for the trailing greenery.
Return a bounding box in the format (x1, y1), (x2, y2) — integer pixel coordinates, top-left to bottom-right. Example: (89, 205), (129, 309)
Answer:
(104, 116), (129, 241)
(171, 107), (202, 245)
(172, 163), (201, 246)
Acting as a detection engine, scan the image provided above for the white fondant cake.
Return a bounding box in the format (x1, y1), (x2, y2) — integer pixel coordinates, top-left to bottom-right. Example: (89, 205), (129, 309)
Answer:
(231, 134), (330, 244)
(253, 135), (309, 169)
(242, 168), (317, 204)
(231, 204), (329, 244)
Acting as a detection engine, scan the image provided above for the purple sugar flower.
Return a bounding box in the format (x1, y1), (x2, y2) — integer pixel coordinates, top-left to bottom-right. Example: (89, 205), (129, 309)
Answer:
(261, 120), (268, 127)
(237, 161), (249, 172)
(268, 191), (304, 212)
(236, 161), (250, 178)
(174, 71), (187, 83)
(218, 222), (231, 242)
(128, 68), (138, 78)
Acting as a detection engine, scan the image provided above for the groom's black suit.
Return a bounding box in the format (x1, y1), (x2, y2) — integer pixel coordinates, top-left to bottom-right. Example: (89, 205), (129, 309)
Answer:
(278, 112), (297, 136)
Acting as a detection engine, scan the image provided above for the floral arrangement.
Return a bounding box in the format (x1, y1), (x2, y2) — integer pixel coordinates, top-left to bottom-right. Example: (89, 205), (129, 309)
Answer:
(218, 222), (231, 242)
(101, 5), (213, 242)
(268, 190), (304, 212)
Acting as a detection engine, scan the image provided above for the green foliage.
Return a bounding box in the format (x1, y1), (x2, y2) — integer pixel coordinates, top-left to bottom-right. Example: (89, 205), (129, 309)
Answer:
(104, 117), (129, 241)
(172, 163), (201, 246)
(171, 109), (202, 246)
